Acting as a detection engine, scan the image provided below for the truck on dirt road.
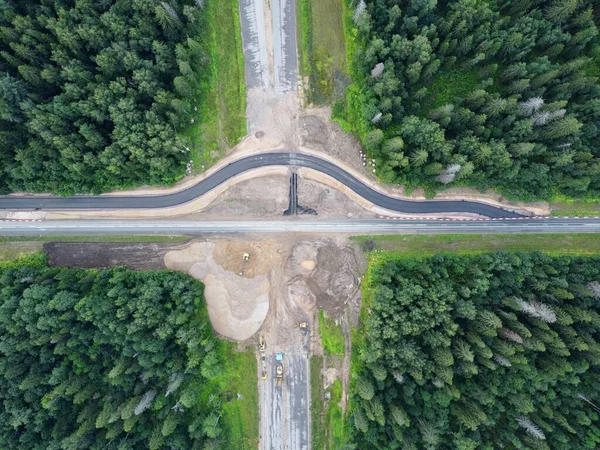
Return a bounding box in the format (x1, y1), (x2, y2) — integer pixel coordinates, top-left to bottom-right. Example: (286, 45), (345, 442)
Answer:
(276, 352), (283, 386)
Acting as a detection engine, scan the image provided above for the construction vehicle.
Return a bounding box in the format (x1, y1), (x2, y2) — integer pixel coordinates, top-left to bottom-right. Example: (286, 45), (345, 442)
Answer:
(276, 353), (283, 386)
(299, 321), (310, 335)
(262, 370), (267, 380)
(259, 335), (266, 352)
(240, 253), (250, 276)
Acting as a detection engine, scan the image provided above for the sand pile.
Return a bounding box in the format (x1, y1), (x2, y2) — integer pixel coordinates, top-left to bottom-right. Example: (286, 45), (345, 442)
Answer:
(300, 260), (315, 271)
(164, 242), (270, 341)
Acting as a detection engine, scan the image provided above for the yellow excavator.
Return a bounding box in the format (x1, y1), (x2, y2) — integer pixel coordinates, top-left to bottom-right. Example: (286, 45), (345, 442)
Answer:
(240, 252), (250, 276)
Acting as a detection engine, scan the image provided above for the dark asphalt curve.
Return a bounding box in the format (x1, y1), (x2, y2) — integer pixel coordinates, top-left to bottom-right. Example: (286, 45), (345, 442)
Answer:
(0, 153), (523, 218)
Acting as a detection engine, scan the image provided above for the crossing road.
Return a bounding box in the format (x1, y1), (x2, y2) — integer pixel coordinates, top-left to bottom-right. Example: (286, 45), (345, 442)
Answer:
(2, 218), (600, 236)
(0, 153), (523, 218)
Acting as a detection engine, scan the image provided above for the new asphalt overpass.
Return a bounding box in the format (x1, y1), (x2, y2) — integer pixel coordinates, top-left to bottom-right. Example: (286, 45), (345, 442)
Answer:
(0, 153), (523, 219)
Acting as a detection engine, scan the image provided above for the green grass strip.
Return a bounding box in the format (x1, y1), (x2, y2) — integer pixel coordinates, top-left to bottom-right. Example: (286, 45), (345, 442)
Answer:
(352, 233), (600, 257)
(311, 356), (326, 450)
(221, 349), (259, 449)
(319, 310), (345, 356)
(186, 0), (246, 170)
(0, 252), (47, 268)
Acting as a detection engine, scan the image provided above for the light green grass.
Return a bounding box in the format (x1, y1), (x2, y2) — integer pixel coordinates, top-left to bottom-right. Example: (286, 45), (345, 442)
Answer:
(352, 233), (600, 257)
(297, 0), (312, 81)
(319, 310), (345, 356)
(311, 355), (345, 450)
(328, 379), (344, 447)
(311, 356), (326, 450)
(551, 200), (600, 217)
(221, 348), (259, 449)
(0, 252), (47, 268)
(185, 0), (246, 170)
(297, 0), (348, 104)
(0, 242), (43, 260)
(331, 1), (371, 139)
(421, 69), (480, 112)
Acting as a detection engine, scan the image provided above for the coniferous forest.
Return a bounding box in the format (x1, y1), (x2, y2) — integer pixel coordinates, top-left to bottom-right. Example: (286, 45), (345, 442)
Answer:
(346, 0), (600, 200)
(0, 1), (204, 194)
(352, 253), (600, 449)
(0, 265), (225, 449)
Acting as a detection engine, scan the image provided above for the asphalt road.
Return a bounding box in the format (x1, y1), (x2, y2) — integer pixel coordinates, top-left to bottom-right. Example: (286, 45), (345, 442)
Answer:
(260, 353), (283, 450)
(239, 0), (269, 89)
(0, 153), (523, 218)
(259, 346), (310, 450)
(2, 218), (600, 236)
(284, 347), (310, 450)
(272, 0), (298, 93)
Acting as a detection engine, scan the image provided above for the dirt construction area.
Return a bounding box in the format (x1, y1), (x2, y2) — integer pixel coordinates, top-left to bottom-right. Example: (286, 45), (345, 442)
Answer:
(46, 237), (365, 343)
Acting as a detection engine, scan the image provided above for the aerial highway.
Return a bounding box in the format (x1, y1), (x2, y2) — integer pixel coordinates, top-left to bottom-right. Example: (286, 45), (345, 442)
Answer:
(2, 218), (600, 236)
(0, 153), (523, 218)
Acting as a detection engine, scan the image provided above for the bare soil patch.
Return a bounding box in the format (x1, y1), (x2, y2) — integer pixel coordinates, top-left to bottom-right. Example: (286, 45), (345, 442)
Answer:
(200, 175), (289, 217)
(298, 108), (366, 175)
(213, 239), (286, 278)
(298, 177), (374, 219)
(246, 89), (299, 147)
(45, 242), (186, 269)
(260, 237), (365, 354)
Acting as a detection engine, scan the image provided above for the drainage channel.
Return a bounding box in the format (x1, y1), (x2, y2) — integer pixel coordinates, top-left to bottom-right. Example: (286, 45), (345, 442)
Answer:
(284, 171), (317, 216)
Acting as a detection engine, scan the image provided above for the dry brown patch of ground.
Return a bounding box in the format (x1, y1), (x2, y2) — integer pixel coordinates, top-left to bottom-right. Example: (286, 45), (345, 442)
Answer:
(258, 237), (365, 354)
(298, 108), (365, 175)
(199, 175), (289, 217)
(298, 177), (374, 219)
(212, 239), (286, 278)
(45, 242), (186, 269)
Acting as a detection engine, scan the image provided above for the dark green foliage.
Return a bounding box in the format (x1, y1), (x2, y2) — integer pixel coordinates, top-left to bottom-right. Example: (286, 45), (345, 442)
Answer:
(0, 265), (224, 449)
(0, 1), (206, 194)
(352, 253), (600, 449)
(346, 0), (600, 200)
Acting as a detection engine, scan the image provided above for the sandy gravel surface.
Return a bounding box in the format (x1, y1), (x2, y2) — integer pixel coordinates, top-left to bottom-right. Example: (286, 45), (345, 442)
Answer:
(165, 241), (279, 341)
(247, 89), (299, 147)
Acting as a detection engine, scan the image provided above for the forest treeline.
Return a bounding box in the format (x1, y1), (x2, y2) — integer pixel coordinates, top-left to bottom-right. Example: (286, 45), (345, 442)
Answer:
(344, 0), (600, 200)
(0, 0), (206, 194)
(0, 264), (228, 449)
(350, 253), (600, 449)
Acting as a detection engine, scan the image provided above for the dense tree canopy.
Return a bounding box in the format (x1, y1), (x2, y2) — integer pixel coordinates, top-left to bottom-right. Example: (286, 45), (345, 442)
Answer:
(347, 0), (600, 200)
(0, 264), (225, 449)
(0, 0), (205, 194)
(352, 253), (600, 449)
